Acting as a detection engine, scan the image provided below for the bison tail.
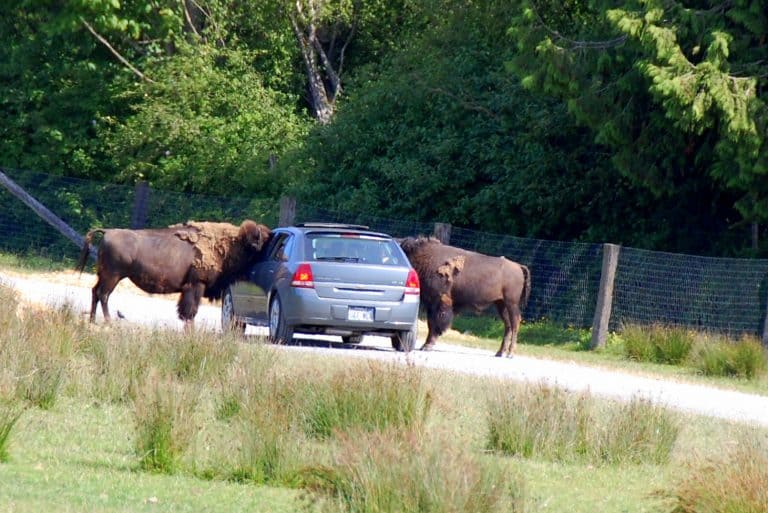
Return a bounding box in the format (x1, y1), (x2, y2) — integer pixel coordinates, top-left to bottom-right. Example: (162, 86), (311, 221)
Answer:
(520, 265), (531, 310)
(76, 229), (104, 273)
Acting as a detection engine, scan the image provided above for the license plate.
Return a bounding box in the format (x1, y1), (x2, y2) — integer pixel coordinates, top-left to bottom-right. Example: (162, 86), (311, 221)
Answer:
(347, 307), (374, 322)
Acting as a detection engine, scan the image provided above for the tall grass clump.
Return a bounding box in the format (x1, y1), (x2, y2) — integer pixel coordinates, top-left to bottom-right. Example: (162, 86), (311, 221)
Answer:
(594, 397), (679, 465)
(300, 361), (432, 439)
(486, 382), (591, 461)
(621, 324), (694, 365)
(206, 347), (305, 486)
(0, 399), (25, 463)
(132, 370), (200, 474)
(486, 383), (679, 465)
(224, 407), (306, 486)
(688, 335), (767, 379)
(150, 328), (240, 383)
(213, 345), (280, 421)
(80, 329), (152, 404)
(1, 292), (86, 409)
(305, 428), (528, 513)
(665, 430), (768, 512)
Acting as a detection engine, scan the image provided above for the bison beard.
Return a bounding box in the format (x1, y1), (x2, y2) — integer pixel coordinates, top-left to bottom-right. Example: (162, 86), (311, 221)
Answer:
(400, 236), (530, 357)
(76, 220), (271, 325)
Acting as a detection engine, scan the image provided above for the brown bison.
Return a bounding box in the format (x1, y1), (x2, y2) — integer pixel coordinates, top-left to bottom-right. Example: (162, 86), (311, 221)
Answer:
(76, 220), (272, 325)
(400, 237), (530, 357)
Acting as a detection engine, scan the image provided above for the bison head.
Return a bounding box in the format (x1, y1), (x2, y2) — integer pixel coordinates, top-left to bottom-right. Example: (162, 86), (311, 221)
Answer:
(239, 220), (272, 251)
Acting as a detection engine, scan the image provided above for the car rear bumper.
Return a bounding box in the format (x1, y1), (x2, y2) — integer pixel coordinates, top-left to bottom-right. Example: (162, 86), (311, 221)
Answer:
(281, 287), (419, 333)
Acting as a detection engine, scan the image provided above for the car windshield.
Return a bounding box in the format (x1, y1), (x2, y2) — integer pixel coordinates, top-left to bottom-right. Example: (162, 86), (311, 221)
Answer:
(306, 234), (403, 265)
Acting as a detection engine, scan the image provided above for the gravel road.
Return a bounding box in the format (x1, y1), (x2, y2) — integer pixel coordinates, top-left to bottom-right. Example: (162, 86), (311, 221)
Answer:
(3, 270), (768, 428)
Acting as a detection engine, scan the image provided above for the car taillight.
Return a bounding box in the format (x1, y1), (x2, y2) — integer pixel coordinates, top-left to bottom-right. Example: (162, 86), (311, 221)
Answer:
(405, 268), (420, 295)
(291, 263), (315, 288)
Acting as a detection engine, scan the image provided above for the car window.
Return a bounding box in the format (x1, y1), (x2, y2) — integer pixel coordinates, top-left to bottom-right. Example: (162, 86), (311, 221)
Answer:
(306, 234), (402, 265)
(267, 233), (292, 262)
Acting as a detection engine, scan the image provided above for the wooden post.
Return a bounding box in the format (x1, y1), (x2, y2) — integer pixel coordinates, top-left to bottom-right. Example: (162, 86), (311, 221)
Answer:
(0, 169), (93, 257)
(762, 297), (768, 346)
(433, 222), (452, 244)
(279, 196), (296, 227)
(130, 181), (150, 229)
(590, 243), (621, 349)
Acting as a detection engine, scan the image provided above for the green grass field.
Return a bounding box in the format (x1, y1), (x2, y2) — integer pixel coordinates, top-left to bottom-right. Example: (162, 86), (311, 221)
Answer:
(2, 257), (768, 512)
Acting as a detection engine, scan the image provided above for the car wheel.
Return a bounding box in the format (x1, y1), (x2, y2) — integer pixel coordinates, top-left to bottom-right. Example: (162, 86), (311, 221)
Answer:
(342, 335), (363, 344)
(221, 287), (246, 334)
(392, 325), (416, 352)
(269, 294), (293, 344)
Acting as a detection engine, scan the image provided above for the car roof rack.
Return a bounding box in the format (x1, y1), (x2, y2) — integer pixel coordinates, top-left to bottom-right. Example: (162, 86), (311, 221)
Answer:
(295, 222), (371, 230)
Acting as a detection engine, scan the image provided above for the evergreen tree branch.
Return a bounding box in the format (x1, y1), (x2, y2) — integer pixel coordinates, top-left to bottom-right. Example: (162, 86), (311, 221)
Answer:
(530, 5), (626, 50)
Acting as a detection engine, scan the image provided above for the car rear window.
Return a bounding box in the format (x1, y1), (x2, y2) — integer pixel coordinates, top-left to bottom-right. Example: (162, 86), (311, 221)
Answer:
(306, 233), (404, 266)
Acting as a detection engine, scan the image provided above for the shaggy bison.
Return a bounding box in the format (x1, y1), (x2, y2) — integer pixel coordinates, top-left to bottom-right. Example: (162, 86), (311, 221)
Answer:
(400, 237), (530, 357)
(76, 220), (272, 325)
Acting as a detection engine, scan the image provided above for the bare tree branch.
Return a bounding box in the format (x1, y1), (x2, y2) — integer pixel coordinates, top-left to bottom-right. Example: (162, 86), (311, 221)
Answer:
(81, 18), (154, 83)
(182, 0), (202, 40)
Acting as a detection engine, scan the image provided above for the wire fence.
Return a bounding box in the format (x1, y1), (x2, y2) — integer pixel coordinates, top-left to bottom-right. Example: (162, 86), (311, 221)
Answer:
(1, 167), (767, 338)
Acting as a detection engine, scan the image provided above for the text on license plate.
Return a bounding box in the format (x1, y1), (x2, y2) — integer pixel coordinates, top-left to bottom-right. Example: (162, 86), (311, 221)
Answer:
(347, 307), (374, 322)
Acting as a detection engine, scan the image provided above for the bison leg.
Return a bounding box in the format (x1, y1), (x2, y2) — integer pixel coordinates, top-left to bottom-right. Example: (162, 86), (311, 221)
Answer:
(92, 274), (121, 323)
(421, 317), (440, 351)
(177, 282), (205, 328)
(421, 302), (453, 351)
(495, 300), (521, 357)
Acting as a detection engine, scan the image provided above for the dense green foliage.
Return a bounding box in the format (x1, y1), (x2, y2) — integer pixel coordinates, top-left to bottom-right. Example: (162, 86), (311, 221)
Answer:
(1, 1), (767, 255)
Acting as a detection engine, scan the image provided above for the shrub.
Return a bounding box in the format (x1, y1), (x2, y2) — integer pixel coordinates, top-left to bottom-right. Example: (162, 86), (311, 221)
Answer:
(304, 428), (529, 513)
(666, 429), (768, 512)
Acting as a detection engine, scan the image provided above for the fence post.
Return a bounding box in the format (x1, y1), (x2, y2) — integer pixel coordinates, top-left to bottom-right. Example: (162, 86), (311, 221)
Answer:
(279, 196), (296, 227)
(130, 181), (150, 229)
(433, 222), (452, 244)
(762, 300), (768, 346)
(590, 243), (621, 349)
(0, 169), (89, 253)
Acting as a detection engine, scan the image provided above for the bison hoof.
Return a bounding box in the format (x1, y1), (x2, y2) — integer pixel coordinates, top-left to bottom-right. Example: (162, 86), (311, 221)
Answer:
(420, 343), (435, 351)
(495, 351), (503, 357)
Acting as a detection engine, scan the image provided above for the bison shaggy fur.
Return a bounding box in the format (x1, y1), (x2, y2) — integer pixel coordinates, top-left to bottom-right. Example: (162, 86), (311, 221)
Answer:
(76, 220), (271, 324)
(400, 236), (530, 357)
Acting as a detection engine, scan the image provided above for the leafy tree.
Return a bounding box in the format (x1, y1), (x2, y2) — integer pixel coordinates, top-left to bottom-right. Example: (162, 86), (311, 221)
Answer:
(99, 45), (310, 195)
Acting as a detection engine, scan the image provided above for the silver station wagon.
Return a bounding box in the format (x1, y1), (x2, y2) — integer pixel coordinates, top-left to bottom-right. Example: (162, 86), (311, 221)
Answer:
(221, 223), (420, 351)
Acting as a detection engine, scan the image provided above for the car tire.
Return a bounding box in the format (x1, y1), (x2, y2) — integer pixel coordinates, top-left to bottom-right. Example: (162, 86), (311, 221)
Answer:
(392, 325), (416, 352)
(342, 335), (363, 344)
(269, 294), (293, 344)
(221, 287), (246, 334)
